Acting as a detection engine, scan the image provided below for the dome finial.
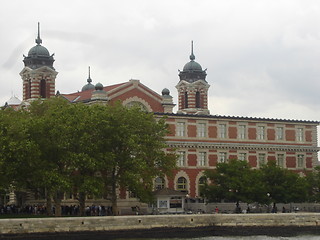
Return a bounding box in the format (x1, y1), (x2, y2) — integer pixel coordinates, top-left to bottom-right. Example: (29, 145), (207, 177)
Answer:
(190, 40), (195, 61)
(35, 22), (42, 45)
(87, 66), (92, 83)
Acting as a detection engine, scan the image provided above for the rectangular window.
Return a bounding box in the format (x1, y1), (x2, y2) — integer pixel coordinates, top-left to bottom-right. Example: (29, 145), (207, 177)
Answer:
(276, 127), (283, 140)
(238, 125), (246, 139)
(219, 124), (227, 138)
(257, 126), (265, 140)
(297, 128), (304, 142)
(297, 154), (304, 168)
(197, 123), (206, 138)
(176, 122), (185, 137)
(258, 153), (266, 167)
(239, 153), (247, 161)
(198, 152), (207, 166)
(177, 151), (186, 167)
(277, 154), (285, 168)
(218, 152), (227, 163)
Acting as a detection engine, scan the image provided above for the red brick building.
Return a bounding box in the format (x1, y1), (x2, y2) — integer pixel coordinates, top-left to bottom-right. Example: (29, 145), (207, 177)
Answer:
(4, 26), (319, 209)
(57, 44), (319, 201)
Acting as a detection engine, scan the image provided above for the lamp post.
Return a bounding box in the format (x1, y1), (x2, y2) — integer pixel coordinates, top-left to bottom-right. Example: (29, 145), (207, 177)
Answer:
(267, 193), (271, 213)
(185, 194), (190, 213)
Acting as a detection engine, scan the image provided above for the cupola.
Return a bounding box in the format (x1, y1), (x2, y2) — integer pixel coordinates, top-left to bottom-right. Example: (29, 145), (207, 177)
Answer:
(23, 23), (55, 70)
(82, 66), (95, 91)
(178, 41), (207, 83)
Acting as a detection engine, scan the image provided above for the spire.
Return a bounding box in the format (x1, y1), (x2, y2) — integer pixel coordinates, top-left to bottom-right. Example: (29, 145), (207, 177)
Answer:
(35, 22), (42, 45)
(189, 40), (195, 61)
(87, 66), (92, 83)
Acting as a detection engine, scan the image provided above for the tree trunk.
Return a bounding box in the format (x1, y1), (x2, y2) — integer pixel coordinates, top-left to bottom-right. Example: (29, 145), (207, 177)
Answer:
(53, 191), (63, 217)
(45, 190), (53, 216)
(79, 192), (86, 216)
(111, 180), (118, 216)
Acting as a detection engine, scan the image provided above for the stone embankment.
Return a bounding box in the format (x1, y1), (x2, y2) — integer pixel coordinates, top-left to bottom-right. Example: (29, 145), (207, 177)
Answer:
(1, 213), (320, 236)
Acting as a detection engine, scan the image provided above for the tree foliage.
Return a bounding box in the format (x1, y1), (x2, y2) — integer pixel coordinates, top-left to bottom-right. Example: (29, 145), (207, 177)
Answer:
(305, 166), (320, 202)
(202, 159), (308, 209)
(0, 98), (176, 216)
(202, 159), (254, 206)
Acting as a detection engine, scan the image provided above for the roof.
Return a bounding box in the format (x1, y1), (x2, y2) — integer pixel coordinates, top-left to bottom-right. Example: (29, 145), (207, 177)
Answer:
(6, 96), (22, 106)
(61, 82), (127, 102)
(154, 112), (320, 125)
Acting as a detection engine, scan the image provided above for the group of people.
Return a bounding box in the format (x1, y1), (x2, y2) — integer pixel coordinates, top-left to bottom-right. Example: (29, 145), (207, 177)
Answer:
(0, 205), (47, 215)
(0, 204), (114, 216)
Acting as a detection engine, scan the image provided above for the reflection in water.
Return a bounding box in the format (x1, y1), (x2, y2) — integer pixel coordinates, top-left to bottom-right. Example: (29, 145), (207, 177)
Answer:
(118, 236), (320, 240)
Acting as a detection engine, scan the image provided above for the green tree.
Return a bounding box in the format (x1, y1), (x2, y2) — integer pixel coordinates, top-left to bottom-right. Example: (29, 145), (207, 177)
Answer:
(304, 166), (320, 202)
(0, 98), (176, 216)
(0, 108), (41, 204)
(260, 161), (308, 211)
(26, 98), (104, 216)
(25, 98), (77, 216)
(89, 103), (177, 215)
(202, 159), (256, 212)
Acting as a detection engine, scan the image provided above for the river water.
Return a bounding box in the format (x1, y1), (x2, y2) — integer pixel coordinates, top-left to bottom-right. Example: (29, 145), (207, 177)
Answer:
(127, 237), (320, 240)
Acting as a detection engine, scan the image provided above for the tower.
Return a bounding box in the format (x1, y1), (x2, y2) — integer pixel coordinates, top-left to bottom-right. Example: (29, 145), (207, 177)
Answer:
(176, 41), (210, 115)
(20, 23), (58, 101)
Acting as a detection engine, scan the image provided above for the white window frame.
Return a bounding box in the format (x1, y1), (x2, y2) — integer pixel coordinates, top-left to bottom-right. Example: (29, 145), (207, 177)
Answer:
(154, 177), (165, 190)
(239, 152), (247, 161)
(176, 122), (186, 137)
(177, 177), (187, 191)
(297, 154), (304, 168)
(276, 127), (284, 140)
(258, 153), (266, 167)
(218, 152), (227, 163)
(177, 151), (186, 167)
(296, 128), (304, 142)
(257, 126), (265, 140)
(277, 154), (285, 168)
(219, 124), (227, 139)
(197, 123), (206, 138)
(238, 125), (246, 139)
(198, 152), (207, 166)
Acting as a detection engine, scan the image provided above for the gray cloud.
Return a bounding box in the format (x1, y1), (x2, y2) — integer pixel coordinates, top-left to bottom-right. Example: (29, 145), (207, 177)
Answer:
(0, 0), (319, 129)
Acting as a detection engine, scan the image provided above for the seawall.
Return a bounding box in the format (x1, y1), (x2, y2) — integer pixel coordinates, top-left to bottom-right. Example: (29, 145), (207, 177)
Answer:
(1, 213), (320, 238)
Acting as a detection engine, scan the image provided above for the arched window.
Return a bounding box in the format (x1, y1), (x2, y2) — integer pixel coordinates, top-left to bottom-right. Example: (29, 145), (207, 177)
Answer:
(125, 101), (148, 111)
(26, 80), (31, 99)
(196, 91), (201, 108)
(154, 177), (165, 190)
(177, 177), (187, 191)
(40, 79), (46, 98)
(184, 92), (188, 108)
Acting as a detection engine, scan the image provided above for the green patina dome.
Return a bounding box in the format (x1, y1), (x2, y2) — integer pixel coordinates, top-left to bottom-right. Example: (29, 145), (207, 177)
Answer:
(178, 41), (207, 83)
(183, 60), (203, 72)
(82, 83), (95, 91)
(162, 88), (170, 96)
(23, 23), (55, 70)
(28, 44), (50, 57)
(82, 67), (96, 91)
(95, 82), (104, 90)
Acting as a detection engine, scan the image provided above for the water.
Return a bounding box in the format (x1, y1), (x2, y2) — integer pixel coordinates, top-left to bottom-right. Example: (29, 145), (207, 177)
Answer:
(128, 237), (320, 240)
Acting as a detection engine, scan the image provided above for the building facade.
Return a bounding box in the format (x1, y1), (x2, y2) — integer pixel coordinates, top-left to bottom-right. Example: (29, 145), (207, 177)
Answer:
(3, 25), (319, 212)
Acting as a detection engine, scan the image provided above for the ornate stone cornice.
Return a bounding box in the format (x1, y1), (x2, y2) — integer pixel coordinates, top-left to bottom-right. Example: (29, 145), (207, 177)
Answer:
(166, 141), (320, 153)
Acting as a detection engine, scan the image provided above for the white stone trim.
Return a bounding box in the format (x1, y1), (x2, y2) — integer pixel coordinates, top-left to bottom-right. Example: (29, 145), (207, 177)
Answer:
(122, 96), (153, 112)
(174, 170), (190, 193)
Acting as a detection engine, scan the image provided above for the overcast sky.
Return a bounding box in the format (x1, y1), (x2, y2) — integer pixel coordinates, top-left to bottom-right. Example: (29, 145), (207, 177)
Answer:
(1, 1), (319, 126)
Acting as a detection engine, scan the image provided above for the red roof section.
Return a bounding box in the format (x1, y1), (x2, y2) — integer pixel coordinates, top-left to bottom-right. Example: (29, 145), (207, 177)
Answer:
(61, 82), (128, 102)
